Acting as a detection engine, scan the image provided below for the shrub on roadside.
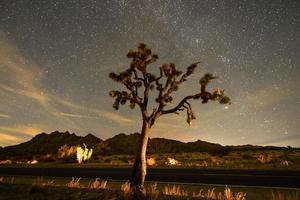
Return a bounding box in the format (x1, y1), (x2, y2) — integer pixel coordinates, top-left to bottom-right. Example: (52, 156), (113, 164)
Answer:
(271, 191), (299, 200)
(163, 185), (188, 196)
(88, 178), (107, 189)
(57, 144), (77, 163)
(66, 177), (82, 188)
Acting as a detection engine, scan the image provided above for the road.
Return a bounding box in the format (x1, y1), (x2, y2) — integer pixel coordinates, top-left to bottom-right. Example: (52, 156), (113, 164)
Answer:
(0, 167), (299, 188)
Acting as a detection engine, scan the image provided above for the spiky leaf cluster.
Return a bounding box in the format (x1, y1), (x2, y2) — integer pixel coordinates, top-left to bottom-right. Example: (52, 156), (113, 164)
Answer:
(109, 43), (231, 126)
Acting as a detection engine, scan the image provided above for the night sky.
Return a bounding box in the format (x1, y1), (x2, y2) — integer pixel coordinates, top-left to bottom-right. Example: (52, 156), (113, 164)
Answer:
(0, 0), (299, 147)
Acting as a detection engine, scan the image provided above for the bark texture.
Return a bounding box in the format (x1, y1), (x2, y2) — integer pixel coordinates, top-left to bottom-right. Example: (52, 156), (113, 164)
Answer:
(130, 121), (151, 196)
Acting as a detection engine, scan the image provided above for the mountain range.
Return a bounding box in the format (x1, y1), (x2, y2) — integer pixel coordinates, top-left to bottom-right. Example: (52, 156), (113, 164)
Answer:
(0, 131), (288, 160)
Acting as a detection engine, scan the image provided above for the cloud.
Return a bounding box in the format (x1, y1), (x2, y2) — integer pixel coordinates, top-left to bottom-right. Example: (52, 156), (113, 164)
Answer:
(0, 113), (10, 119)
(0, 31), (51, 113)
(96, 110), (133, 125)
(0, 32), (132, 129)
(56, 98), (133, 125)
(0, 126), (42, 136)
(0, 84), (48, 106)
(56, 112), (98, 119)
(0, 125), (44, 146)
(0, 133), (22, 146)
(0, 31), (43, 90)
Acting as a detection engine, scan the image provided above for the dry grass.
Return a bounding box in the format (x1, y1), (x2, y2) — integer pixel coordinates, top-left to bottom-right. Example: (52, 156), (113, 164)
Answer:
(146, 182), (159, 199)
(223, 186), (246, 200)
(34, 177), (55, 186)
(271, 191), (299, 200)
(66, 177), (81, 188)
(207, 188), (218, 199)
(192, 186), (246, 200)
(192, 189), (206, 198)
(40, 180), (55, 186)
(163, 184), (188, 196)
(120, 181), (160, 199)
(88, 178), (107, 189)
(10, 177), (15, 184)
(0, 176), (261, 200)
(58, 144), (77, 159)
(121, 181), (132, 199)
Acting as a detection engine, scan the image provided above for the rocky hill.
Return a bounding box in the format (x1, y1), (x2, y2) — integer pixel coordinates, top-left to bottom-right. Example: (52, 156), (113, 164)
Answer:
(0, 131), (288, 160)
(0, 131), (102, 159)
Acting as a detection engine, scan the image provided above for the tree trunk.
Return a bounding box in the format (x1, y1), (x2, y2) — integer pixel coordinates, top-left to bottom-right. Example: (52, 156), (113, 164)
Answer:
(130, 120), (151, 196)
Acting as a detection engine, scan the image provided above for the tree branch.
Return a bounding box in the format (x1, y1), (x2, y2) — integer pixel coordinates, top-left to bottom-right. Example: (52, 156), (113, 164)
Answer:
(161, 93), (201, 115)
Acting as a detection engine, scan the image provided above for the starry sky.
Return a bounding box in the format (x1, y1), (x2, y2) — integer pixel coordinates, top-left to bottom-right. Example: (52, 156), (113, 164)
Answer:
(0, 0), (299, 147)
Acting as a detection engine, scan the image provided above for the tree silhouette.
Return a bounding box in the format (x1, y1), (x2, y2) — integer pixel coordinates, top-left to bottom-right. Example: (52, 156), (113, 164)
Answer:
(109, 43), (231, 195)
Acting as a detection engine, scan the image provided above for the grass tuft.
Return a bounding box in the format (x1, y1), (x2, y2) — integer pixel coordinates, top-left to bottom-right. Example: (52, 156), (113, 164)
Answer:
(88, 178), (107, 189)
(271, 191), (299, 200)
(146, 182), (159, 200)
(121, 181), (132, 199)
(163, 184), (188, 196)
(66, 177), (81, 188)
(33, 177), (55, 187)
(192, 186), (246, 200)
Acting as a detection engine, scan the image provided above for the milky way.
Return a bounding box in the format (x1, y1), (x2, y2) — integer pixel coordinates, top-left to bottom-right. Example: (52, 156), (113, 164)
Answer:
(0, 0), (299, 147)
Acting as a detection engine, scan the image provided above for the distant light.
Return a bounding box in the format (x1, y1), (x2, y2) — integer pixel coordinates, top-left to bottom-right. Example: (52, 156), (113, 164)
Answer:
(225, 106), (229, 109)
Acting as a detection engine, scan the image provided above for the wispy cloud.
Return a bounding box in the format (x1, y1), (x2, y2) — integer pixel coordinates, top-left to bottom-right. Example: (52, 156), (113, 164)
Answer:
(0, 31), (43, 90)
(0, 113), (10, 119)
(56, 112), (98, 119)
(0, 31), (51, 113)
(56, 98), (133, 125)
(0, 126), (42, 136)
(0, 32), (133, 129)
(93, 109), (133, 125)
(0, 133), (22, 146)
(0, 84), (48, 106)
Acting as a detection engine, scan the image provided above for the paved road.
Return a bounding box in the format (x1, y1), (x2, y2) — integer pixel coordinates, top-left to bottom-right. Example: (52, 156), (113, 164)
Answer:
(0, 167), (299, 188)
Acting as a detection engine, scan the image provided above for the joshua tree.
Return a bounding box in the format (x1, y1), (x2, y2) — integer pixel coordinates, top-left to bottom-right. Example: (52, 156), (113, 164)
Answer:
(109, 43), (231, 194)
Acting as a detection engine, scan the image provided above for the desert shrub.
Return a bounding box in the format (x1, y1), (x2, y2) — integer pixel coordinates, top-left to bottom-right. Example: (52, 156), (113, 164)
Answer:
(223, 186), (246, 200)
(76, 145), (93, 164)
(147, 157), (157, 166)
(89, 178), (107, 190)
(193, 186), (246, 200)
(121, 181), (131, 199)
(37, 154), (56, 162)
(10, 177), (14, 184)
(163, 185), (188, 196)
(66, 177), (82, 188)
(146, 182), (159, 199)
(165, 157), (181, 166)
(280, 160), (293, 167)
(0, 160), (12, 164)
(57, 144), (77, 163)
(271, 191), (299, 200)
(210, 156), (224, 166)
(34, 177), (55, 187)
